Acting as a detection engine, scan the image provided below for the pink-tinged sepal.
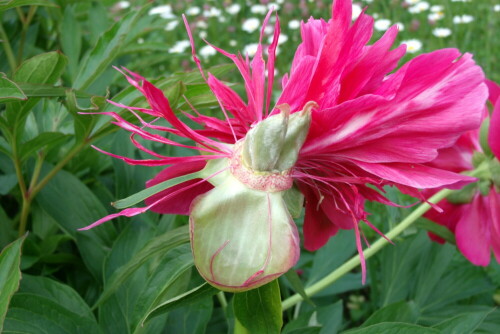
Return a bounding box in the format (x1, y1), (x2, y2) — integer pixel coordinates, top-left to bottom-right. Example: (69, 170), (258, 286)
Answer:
(190, 172), (300, 292)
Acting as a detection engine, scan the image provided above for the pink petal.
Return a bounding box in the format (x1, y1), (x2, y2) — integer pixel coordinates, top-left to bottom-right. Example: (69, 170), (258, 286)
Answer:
(488, 189), (500, 264)
(455, 194), (491, 266)
(145, 161), (214, 215)
(488, 98), (500, 160)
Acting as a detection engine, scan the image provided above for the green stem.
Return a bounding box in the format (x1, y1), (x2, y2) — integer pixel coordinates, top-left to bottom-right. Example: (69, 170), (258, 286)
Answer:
(0, 21), (17, 73)
(281, 165), (486, 311)
(18, 197), (31, 237)
(234, 318), (250, 334)
(17, 6), (37, 64)
(28, 152), (45, 191)
(29, 141), (87, 199)
(216, 291), (228, 314)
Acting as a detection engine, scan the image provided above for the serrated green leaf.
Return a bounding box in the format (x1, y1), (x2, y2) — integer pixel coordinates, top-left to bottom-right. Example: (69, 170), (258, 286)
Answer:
(94, 225), (190, 307)
(73, 7), (146, 90)
(0, 0), (56, 11)
(233, 280), (283, 334)
(142, 282), (218, 324)
(0, 235), (25, 332)
(0, 73), (26, 103)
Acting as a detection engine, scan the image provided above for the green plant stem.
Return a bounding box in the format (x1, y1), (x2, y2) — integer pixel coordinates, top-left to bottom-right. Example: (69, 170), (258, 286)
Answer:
(28, 152), (45, 191)
(234, 318), (250, 334)
(29, 141), (87, 199)
(17, 6), (37, 64)
(217, 291), (228, 314)
(281, 164), (486, 311)
(0, 22), (17, 73)
(281, 188), (452, 310)
(18, 197), (31, 237)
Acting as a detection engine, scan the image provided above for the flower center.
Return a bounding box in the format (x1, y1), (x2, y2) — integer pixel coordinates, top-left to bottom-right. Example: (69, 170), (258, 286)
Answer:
(230, 101), (317, 192)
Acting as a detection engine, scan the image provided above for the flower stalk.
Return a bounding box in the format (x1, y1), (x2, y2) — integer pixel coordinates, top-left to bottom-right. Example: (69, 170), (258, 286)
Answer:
(281, 164), (487, 310)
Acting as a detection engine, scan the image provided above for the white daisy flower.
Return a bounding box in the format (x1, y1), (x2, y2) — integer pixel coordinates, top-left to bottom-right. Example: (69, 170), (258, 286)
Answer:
(430, 5), (444, 12)
(186, 6), (201, 16)
(169, 40), (191, 54)
(203, 7), (222, 18)
(229, 40), (237, 47)
(352, 4), (362, 20)
(199, 45), (216, 59)
(453, 14), (474, 24)
(117, 1), (130, 9)
(494, 5), (500, 12)
(149, 5), (175, 19)
(196, 20), (208, 29)
(226, 4), (241, 15)
(395, 22), (405, 31)
(374, 19), (391, 31)
(401, 39), (422, 53)
(432, 27), (452, 38)
(288, 20), (301, 29)
(165, 20), (179, 31)
(428, 12), (444, 21)
(267, 34), (288, 45)
(267, 2), (280, 10)
(405, 0), (420, 4)
(243, 43), (259, 57)
(250, 4), (267, 14)
(242, 18), (261, 33)
(199, 31), (208, 39)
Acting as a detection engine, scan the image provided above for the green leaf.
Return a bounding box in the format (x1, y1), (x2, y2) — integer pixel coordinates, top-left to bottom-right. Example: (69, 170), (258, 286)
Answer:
(0, 174), (17, 195)
(416, 219), (456, 244)
(233, 280), (283, 334)
(13, 51), (67, 85)
(432, 310), (494, 334)
(35, 166), (116, 280)
(73, 7), (145, 90)
(0, 235), (25, 332)
(0, 73), (26, 103)
(165, 295), (213, 334)
(19, 132), (69, 161)
(94, 225), (190, 307)
(0, 0), (56, 11)
(5, 52), (67, 144)
(283, 269), (314, 307)
(142, 282), (219, 324)
(16, 83), (91, 98)
(60, 5), (82, 80)
(344, 323), (440, 334)
(361, 301), (419, 327)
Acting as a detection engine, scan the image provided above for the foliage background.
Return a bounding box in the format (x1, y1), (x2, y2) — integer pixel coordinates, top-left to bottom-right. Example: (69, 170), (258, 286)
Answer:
(0, 0), (499, 333)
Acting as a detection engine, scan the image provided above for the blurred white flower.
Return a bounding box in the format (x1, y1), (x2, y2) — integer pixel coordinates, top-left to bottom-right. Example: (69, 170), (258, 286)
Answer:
(196, 20), (208, 29)
(169, 40), (191, 54)
(405, 0), (420, 4)
(428, 12), (444, 21)
(409, 2), (430, 14)
(149, 5), (175, 19)
(401, 39), (422, 53)
(363, 0), (373, 3)
(199, 31), (208, 39)
(276, 0), (285, 4)
(453, 15), (474, 24)
(267, 2), (280, 10)
(137, 38), (144, 44)
(199, 45), (216, 59)
(243, 43), (259, 57)
(203, 7), (222, 17)
(250, 4), (267, 14)
(430, 5), (444, 12)
(451, 0), (471, 2)
(226, 4), (241, 15)
(352, 4), (362, 20)
(288, 20), (300, 29)
(218, 16), (227, 23)
(374, 19), (391, 31)
(229, 40), (237, 47)
(267, 34), (288, 45)
(494, 5), (500, 12)
(117, 1), (130, 9)
(395, 22), (405, 31)
(264, 25), (274, 35)
(242, 18), (261, 33)
(186, 6), (201, 16)
(432, 27), (452, 38)
(165, 20), (179, 31)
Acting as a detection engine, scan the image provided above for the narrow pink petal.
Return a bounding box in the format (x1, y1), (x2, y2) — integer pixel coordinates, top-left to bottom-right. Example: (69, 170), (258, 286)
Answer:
(455, 194), (491, 266)
(354, 161), (477, 189)
(145, 161), (213, 215)
(488, 189), (500, 264)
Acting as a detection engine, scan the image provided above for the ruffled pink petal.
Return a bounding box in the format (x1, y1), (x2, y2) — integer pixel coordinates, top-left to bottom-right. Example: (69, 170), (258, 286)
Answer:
(145, 161), (213, 215)
(455, 194), (491, 266)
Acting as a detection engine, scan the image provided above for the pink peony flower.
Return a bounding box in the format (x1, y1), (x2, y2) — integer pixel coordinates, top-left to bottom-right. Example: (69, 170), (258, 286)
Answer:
(81, 0), (487, 289)
(425, 80), (500, 266)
